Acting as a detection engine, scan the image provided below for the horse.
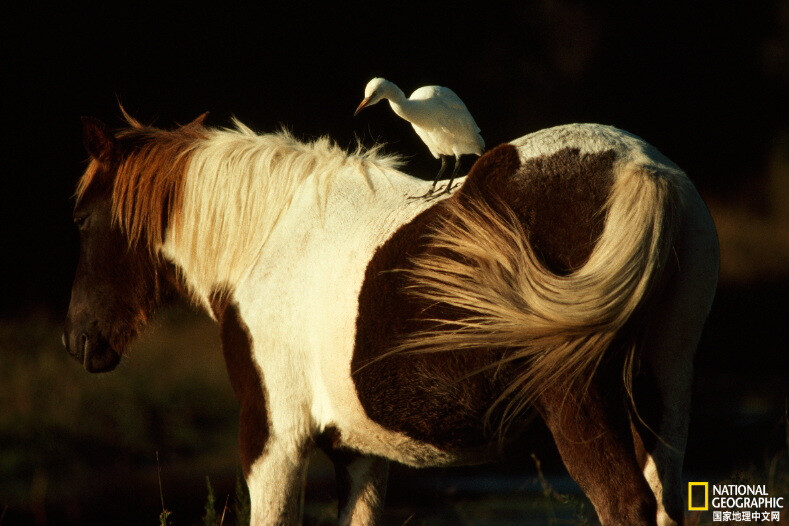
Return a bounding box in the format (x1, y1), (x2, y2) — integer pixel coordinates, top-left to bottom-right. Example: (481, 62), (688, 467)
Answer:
(65, 111), (719, 525)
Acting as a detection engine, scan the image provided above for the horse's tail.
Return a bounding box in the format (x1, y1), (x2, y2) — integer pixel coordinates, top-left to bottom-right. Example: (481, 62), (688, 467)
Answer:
(397, 161), (681, 432)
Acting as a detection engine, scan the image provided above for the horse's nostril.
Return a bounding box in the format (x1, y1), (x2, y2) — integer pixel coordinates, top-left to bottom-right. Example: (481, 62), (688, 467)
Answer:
(80, 333), (90, 368)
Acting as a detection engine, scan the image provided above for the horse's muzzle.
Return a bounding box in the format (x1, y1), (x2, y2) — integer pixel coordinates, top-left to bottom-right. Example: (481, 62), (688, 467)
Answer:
(63, 324), (121, 373)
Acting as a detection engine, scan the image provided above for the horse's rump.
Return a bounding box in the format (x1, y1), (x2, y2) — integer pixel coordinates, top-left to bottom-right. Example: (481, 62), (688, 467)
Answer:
(352, 129), (685, 454)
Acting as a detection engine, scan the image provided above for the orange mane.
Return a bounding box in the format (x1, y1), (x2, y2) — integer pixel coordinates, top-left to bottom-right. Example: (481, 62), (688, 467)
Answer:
(76, 113), (207, 253)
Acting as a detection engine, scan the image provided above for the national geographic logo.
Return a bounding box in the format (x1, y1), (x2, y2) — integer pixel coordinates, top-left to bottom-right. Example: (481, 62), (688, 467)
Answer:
(688, 482), (785, 522)
(689, 482), (709, 510)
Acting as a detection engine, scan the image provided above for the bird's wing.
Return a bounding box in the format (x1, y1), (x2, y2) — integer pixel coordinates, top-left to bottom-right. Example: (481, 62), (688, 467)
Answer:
(410, 85), (467, 111)
(417, 111), (485, 156)
(410, 86), (479, 128)
(409, 85), (484, 155)
(437, 113), (485, 154)
(437, 99), (482, 141)
(408, 85), (440, 101)
(433, 87), (470, 113)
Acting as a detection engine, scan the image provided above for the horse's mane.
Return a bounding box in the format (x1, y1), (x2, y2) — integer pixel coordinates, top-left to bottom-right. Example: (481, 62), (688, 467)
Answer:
(77, 113), (404, 304)
(77, 115), (208, 254)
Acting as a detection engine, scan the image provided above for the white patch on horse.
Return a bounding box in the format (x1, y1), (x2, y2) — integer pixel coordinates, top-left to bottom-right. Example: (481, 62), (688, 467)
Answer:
(510, 123), (682, 176)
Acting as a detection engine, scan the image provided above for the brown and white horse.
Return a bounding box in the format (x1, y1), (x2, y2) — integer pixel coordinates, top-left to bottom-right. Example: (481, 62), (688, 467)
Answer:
(65, 112), (718, 525)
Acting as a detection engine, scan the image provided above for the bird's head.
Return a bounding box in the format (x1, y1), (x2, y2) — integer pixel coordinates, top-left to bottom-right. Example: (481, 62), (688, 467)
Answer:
(354, 77), (391, 116)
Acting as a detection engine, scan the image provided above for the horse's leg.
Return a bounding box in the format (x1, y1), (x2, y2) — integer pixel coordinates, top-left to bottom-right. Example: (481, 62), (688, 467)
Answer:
(629, 310), (698, 526)
(634, 304), (714, 523)
(212, 298), (308, 524)
(539, 381), (658, 526)
(631, 358), (692, 526)
(632, 195), (718, 526)
(319, 440), (389, 526)
(246, 433), (311, 525)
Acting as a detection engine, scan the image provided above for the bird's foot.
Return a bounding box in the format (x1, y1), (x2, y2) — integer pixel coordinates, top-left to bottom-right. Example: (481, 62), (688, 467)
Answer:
(408, 182), (460, 200)
(434, 182), (460, 196)
(408, 187), (438, 200)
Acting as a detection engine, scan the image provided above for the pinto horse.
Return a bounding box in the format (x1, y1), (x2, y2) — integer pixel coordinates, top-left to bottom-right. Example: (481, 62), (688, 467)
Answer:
(65, 113), (718, 525)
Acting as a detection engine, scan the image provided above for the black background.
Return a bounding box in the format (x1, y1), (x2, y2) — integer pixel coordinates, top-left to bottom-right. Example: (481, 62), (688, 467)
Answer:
(2, 1), (785, 317)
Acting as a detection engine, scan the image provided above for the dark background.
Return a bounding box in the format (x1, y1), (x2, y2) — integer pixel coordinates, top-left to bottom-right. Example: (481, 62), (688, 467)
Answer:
(1, 1), (786, 524)
(2, 1), (786, 316)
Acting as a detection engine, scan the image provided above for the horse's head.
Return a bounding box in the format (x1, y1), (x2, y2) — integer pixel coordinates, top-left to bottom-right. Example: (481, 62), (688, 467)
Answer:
(64, 116), (193, 372)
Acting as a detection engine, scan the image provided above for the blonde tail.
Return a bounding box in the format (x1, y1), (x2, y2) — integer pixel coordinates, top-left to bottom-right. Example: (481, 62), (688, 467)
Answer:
(397, 164), (680, 431)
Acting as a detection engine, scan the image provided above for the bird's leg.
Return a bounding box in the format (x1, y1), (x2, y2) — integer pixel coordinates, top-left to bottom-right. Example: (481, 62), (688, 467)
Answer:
(410, 156), (448, 199)
(431, 155), (449, 193)
(437, 155), (462, 195)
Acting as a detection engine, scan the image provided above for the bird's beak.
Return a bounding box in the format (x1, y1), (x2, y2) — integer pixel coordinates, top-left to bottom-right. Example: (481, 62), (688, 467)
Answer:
(354, 97), (371, 116)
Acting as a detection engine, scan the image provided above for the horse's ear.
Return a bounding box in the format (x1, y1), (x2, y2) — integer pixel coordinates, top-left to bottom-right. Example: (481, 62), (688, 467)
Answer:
(81, 116), (116, 162)
(182, 111), (209, 130)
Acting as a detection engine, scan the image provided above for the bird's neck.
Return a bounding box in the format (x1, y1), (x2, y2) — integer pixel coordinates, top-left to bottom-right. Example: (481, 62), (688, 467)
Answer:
(384, 86), (417, 121)
(382, 82), (406, 104)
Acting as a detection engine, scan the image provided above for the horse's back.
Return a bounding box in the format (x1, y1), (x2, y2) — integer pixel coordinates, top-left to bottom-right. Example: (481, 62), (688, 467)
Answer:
(510, 123), (679, 170)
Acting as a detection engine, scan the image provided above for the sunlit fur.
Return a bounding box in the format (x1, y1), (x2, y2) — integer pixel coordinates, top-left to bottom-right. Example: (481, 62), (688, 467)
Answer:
(164, 121), (403, 307)
(395, 163), (690, 434)
(76, 117), (404, 309)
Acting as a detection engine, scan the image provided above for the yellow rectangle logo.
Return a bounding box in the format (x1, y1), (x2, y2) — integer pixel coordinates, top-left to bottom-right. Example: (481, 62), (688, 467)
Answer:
(688, 482), (709, 510)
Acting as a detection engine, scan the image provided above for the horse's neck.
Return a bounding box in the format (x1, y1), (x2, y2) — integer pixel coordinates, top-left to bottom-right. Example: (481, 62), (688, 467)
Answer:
(162, 159), (452, 312)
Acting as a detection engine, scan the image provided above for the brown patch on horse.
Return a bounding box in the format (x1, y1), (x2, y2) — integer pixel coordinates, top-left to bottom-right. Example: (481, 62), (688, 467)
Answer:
(352, 198), (517, 451)
(352, 144), (618, 449)
(210, 290), (268, 477)
(629, 361), (664, 462)
(351, 146), (531, 450)
(463, 143), (615, 274)
(77, 116), (207, 254)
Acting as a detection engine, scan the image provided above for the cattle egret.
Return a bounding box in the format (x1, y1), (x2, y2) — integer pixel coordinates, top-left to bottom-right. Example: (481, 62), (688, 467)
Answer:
(355, 77), (484, 196)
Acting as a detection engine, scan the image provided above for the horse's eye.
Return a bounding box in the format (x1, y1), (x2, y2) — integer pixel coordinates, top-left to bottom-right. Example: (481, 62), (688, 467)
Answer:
(74, 215), (88, 229)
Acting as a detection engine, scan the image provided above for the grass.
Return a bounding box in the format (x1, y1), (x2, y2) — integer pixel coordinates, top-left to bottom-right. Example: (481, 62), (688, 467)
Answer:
(156, 468), (248, 526)
(0, 305), (237, 467)
(158, 452), (172, 526)
(0, 304), (240, 524)
(530, 454), (594, 525)
(202, 476), (217, 526)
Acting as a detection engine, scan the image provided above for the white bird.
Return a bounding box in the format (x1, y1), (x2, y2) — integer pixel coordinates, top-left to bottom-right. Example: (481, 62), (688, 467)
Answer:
(354, 77), (484, 196)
